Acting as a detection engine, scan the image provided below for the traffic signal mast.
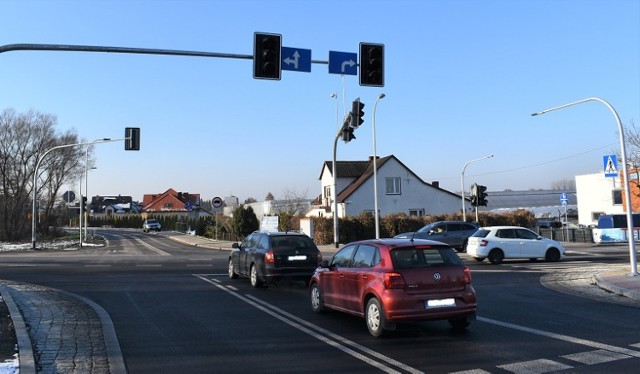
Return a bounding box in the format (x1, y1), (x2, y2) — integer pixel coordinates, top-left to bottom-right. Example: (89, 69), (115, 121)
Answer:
(341, 98), (365, 143)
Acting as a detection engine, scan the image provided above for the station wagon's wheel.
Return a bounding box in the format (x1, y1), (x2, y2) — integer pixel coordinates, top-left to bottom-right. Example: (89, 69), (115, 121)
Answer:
(228, 259), (238, 279)
(250, 264), (263, 288)
(365, 298), (387, 337)
(488, 249), (504, 265)
(448, 316), (470, 330)
(545, 248), (561, 262)
(310, 283), (324, 313)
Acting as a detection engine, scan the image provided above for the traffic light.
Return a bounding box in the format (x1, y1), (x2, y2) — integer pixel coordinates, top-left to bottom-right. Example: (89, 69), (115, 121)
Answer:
(125, 127), (140, 151)
(470, 183), (478, 207)
(342, 127), (356, 142)
(350, 98), (365, 128)
(477, 185), (488, 206)
(253, 32), (282, 80)
(359, 43), (384, 87)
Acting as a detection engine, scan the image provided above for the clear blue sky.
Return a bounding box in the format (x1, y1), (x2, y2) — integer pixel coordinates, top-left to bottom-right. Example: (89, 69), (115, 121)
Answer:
(1, 0), (638, 203)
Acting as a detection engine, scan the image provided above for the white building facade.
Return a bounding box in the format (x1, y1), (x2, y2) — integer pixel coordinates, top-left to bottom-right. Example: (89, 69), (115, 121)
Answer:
(575, 172), (624, 226)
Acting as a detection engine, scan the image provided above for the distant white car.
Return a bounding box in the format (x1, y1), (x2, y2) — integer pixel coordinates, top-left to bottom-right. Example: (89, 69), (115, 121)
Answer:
(466, 226), (565, 264)
(143, 219), (161, 232)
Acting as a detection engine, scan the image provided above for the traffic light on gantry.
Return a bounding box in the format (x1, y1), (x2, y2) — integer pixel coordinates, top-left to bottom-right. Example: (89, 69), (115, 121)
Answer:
(125, 127), (140, 151)
(350, 98), (365, 128)
(477, 185), (488, 206)
(359, 43), (384, 87)
(253, 32), (282, 80)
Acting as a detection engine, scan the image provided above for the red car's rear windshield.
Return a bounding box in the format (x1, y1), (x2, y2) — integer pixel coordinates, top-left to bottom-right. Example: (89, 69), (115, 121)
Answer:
(391, 247), (463, 269)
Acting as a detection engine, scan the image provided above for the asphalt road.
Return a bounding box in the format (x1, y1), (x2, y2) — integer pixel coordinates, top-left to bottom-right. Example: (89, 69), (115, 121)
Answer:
(1, 229), (639, 373)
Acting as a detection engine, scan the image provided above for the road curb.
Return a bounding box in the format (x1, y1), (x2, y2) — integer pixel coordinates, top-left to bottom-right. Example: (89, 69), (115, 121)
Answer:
(0, 283), (35, 374)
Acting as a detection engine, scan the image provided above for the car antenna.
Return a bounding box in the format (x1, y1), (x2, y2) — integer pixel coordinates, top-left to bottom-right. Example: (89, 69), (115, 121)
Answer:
(410, 231), (416, 242)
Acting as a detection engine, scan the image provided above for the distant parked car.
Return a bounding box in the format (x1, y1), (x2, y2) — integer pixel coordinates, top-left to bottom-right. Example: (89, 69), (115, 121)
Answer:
(394, 221), (478, 252)
(142, 219), (161, 232)
(309, 238), (477, 337)
(228, 231), (322, 288)
(466, 226), (565, 264)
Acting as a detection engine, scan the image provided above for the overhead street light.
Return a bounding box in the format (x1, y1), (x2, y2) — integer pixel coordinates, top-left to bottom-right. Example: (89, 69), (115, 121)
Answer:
(372, 93), (385, 239)
(460, 155), (493, 222)
(532, 97), (637, 276)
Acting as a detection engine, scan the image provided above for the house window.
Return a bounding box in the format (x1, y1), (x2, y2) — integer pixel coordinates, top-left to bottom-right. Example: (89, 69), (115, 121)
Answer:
(163, 202), (173, 209)
(409, 209), (425, 217)
(385, 177), (401, 195)
(612, 189), (622, 205)
(323, 186), (331, 206)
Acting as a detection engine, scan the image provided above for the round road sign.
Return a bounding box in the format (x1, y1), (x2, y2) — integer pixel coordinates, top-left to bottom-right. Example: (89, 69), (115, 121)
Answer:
(212, 196), (223, 208)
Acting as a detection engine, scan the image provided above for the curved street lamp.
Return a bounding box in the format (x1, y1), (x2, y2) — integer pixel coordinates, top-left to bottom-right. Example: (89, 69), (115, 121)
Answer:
(460, 155), (493, 222)
(532, 97), (638, 276)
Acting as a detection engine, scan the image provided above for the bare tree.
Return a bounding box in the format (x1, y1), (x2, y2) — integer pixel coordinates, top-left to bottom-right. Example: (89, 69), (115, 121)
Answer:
(550, 179), (576, 190)
(0, 108), (85, 241)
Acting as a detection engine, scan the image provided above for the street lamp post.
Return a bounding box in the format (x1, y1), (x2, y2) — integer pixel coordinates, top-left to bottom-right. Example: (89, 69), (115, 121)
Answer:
(331, 93), (340, 248)
(460, 155), (493, 222)
(532, 97), (638, 276)
(32, 138), (113, 249)
(372, 93), (385, 239)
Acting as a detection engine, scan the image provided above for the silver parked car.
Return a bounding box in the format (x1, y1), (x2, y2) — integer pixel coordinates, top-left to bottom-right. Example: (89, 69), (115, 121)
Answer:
(394, 221), (478, 252)
(466, 226), (565, 264)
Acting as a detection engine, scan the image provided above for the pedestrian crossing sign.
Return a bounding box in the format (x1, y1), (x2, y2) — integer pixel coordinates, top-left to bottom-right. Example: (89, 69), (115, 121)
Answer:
(603, 154), (618, 177)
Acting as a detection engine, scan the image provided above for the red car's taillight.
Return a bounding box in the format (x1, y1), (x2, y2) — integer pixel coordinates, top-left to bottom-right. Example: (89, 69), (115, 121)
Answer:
(463, 267), (472, 284)
(384, 272), (406, 289)
(265, 250), (275, 264)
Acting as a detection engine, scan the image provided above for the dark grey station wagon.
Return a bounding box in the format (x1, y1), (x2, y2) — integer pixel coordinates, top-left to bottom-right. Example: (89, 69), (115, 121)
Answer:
(228, 231), (322, 288)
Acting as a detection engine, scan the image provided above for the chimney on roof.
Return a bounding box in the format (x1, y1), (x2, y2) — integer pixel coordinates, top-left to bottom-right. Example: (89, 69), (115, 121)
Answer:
(432, 181), (440, 188)
(368, 155), (380, 161)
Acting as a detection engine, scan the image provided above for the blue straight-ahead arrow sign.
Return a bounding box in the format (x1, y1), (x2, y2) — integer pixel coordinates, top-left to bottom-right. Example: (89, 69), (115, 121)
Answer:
(328, 51), (357, 75)
(281, 47), (311, 72)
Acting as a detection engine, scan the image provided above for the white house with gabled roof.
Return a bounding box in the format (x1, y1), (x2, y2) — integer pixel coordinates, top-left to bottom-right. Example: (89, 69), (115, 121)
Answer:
(307, 154), (468, 218)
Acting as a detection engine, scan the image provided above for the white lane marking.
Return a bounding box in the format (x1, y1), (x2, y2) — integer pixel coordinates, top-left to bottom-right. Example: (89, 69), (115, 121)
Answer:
(498, 358), (572, 373)
(246, 294), (424, 374)
(193, 274), (418, 374)
(562, 349), (632, 365)
(478, 317), (640, 358)
(134, 238), (171, 256)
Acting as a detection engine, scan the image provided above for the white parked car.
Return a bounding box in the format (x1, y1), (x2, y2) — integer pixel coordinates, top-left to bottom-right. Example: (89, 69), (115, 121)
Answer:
(466, 226), (565, 264)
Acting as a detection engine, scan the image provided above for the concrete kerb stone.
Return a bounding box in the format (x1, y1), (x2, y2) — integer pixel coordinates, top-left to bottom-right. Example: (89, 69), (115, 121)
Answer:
(0, 283), (35, 374)
(593, 267), (640, 302)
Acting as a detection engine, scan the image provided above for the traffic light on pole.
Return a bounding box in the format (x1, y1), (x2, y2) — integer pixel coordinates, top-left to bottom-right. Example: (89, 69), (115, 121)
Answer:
(125, 127), (140, 151)
(350, 98), (365, 128)
(253, 32), (282, 80)
(342, 127), (356, 142)
(470, 183), (478, 207)
(477, 185), (488, 206)
(359, 43), (384, 87)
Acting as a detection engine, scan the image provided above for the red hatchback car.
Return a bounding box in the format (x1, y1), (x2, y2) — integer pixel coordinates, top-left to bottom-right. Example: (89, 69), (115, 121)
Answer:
(309, 238), (477, 337)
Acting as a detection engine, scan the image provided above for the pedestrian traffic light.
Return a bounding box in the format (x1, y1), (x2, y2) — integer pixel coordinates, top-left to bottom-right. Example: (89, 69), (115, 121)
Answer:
(350, 98), (365, 128)
(125, 127), (140, 151)
(477, 185), (488, 206)
(359, 43), (384, 87)
(253, 32), (282, 80)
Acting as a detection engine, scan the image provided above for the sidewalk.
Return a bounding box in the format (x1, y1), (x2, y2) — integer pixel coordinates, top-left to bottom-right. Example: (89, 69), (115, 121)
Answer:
(1, 234), (637, 374)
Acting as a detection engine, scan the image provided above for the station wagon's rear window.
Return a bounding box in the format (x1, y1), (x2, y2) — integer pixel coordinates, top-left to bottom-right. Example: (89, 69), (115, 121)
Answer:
(391, 247), (463, 269)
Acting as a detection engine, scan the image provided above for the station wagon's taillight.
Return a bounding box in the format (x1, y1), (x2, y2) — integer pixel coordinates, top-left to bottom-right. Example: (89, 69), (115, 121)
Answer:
(463, 267), (472, 284)
(479, 239), (488, 247)
(384, 272), (406, 289)
(265, 250), (275, 264)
